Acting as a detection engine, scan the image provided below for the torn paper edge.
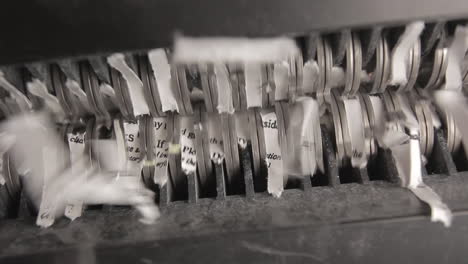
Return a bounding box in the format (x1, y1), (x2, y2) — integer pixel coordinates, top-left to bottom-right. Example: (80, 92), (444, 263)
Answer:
(148, 49), (180, 113)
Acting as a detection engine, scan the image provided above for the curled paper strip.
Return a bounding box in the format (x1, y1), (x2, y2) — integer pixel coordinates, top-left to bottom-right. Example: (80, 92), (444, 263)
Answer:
(376, 94), (453, 227)
(391, 136), (452, 227)
(107, 53), (150, 116)
(389, 21), (425, 85)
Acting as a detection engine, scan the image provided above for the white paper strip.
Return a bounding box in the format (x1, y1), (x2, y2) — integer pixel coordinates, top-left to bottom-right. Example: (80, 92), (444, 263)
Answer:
(389, 21), (425, 85)
(37, 146), (58, 228)
(244, 63), (263, 108)
(180, 116), (197, 174)
(445, 25), (468, 91)
(148, 49), (179, 113)
(273, 61), (289, 101)
(343, 98), (367, 168)
(173, 36), (300, 63)
(214, 64), (235, 114)
(260, 111), (283, 197)
(152, 117), (169, 186)
(107, 53), (150, 116)
(286, 97), (319, 176)
(64, 131), (85, 221)
(123, 121), (143, 173)
(303, 60), (319, 94)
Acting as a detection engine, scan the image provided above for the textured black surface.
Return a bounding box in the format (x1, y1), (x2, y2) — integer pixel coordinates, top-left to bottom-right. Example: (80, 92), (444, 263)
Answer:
(1, 174), (468, 262)
(1, 0), (468, 65)
(4, 212), (468, 264)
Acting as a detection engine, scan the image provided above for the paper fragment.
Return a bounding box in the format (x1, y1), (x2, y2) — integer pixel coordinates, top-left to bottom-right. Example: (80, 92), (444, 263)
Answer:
(152, 117), (169, 186)
(445, 25), (468, 91)
(214, 64), (235, 114)
(244, 63), (263, 108)
(389, 21), (425, 85)
(285, 97), (320, 176)
(260, 111), (283, 197)
(123, 121), (143, 173)
(64, 131), (86, 221)
(173, 36), (300, 64)
(107, 53), (149, 116)
(148, 49), (179, 113)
